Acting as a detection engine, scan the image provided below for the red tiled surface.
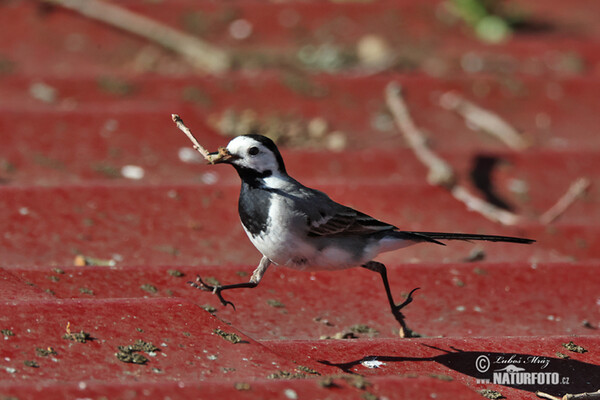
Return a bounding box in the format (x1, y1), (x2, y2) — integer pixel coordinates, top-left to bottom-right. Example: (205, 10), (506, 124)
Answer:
(1, 1), (599, 399)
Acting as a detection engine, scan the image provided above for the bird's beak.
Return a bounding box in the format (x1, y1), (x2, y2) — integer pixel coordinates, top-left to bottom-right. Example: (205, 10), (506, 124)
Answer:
(208, 147), (237, 164)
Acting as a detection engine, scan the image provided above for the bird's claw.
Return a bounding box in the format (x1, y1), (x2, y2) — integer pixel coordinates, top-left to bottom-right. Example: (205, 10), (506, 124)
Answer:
(395, 287), (420, 312)
(188, 275), (237, 310)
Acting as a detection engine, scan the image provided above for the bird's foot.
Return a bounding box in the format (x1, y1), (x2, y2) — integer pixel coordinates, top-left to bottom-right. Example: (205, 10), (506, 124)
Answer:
(395, 287), (420, 311)
(391, 287), (420, 338)
(188, 275), (236, 310)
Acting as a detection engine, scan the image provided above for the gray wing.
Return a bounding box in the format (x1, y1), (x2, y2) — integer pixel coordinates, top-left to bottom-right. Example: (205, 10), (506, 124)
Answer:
(293, 187), (396, 237)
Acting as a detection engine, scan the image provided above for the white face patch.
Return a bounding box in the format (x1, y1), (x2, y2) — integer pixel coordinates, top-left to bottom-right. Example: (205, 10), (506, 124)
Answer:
(227, 136), (281, 175)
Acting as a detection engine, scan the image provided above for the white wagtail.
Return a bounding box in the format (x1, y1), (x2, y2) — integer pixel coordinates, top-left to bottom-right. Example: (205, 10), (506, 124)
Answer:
(189, 134), (534, 335)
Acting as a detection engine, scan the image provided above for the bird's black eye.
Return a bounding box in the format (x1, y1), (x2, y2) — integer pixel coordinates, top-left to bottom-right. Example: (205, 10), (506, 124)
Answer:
(248, 146), (259, 156)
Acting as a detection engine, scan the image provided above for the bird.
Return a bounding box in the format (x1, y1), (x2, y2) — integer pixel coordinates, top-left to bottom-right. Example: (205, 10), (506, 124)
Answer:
(188, 134), (534, 336)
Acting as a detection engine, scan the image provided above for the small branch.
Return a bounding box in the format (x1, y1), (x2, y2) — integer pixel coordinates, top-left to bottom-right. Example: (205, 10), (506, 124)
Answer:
(451, 186), (521, 225)
(44, 0), (230, 74)
(385, 82), (521, 226)
(540, 177), (591, 224)
(172, 114), (222, 164)
(536, 389), (600, 400)
(385, 83), (455, 188)
(440, 91), (529, 151)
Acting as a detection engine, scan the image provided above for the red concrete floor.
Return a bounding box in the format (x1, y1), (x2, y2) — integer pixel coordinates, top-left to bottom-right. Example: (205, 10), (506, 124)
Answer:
(1, 1), (599, 399)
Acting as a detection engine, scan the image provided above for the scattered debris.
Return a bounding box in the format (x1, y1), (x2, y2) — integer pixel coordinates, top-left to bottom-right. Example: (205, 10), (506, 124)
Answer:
(313, 316), (334, 327)
(214, 328), (242, 344)
(29, 81), (58, 103)
(386, 82), (521, 226)
(464, 248), (486, 262)
(296, 365), (320, 375)
(267, 299), (286, 308)
(582, 320), (596, 329)
(24, 360), (39, 368)
(562, 341), (588, 354)
(555, 352), (570, 359)
(115, 340), (160, 365)
(42, 0), (231, 72)
(79, 288), (94, 295)
(63, 322), (92, 343)
(429, 373), (453, 381)
(349, 324), (379, 336)
(200, 304), (217, 314)
(116, 350), (148, 365)
(267, 370), (306, 380)
(361, 392), (378, 400)
(204, 277), (221, 286)
(345, 375), (371, 390)
(479, 389), (504, 399)
(439, 91), (529, 150)
(536, 389), (600, 400)
(540, 178), (591, 224)
(140, 284), (158, 294)
(168, 269), (185, 277)
(52, 268), (65, 274)
(36, 347), (57, 357)
(206, 108), (347, 151)
(120, 165), (145, 180)
(284, 388), (298, 400)
(234, 382), (251, 391)
(74, 254), (116, 267)
(2, 329), (14, 336)
(318, 376), (337, 388)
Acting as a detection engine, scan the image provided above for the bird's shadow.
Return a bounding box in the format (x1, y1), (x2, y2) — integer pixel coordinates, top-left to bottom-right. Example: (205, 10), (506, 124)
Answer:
(319, 344), (600, 395)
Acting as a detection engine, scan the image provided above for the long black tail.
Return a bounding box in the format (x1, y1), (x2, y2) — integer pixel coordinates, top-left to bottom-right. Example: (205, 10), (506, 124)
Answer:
(396, 231), (535, 246)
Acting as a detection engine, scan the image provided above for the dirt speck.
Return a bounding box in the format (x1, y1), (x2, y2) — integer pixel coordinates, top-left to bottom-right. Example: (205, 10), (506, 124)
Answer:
(296, 365), (320, 375)
(267, 370), (306, 379)
(140, 284), (158, 294)
(36, 347), (57, 357)
(267, 299), (285, 308)
(201, 304), (217, 314)
(24, 360), (39, 368)
(168, 269), (185, 277)
(562, 341), (587, 353)
(479, 389), (504, 399)
(234, 382), (251, 391)
(2, 329), (14, 336)
(214, 328), (242, 344)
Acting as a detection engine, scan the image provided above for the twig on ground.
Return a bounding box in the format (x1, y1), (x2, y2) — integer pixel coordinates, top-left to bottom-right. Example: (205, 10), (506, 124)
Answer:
(539, 177), (591, 224)
(385, 82), (522, 226)
(439, 91), (529, 151)
(43, 0), (230, 73)
(451, 186), (521, 225)
(172, 114), (225, 164)
(385, 83), (455, 188)
(536, 389), (600, 400)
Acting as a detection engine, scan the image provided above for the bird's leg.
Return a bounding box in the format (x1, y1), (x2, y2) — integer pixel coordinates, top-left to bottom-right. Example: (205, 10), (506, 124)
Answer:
(189, 256), (271, 310)
(361, 261), (420, 338)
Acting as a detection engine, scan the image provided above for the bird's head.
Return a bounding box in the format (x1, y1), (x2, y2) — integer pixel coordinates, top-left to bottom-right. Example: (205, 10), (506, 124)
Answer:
(211, 134), (286, 179)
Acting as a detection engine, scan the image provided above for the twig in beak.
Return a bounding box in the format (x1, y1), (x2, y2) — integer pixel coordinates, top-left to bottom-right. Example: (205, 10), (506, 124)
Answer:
(172, 114), (220, 164)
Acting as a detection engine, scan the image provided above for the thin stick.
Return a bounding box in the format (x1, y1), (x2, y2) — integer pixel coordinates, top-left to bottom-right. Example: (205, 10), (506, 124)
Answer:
(440, 91), (529, 151)
(451, 186), (521, 225)
(540, 177), (591, 224)
(385, 83), (455, 188)
(536, 390), (600, 400)
(385, 82), (521, 226)
(171, 114), (214, 163)
(44, 0), (230, 74)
